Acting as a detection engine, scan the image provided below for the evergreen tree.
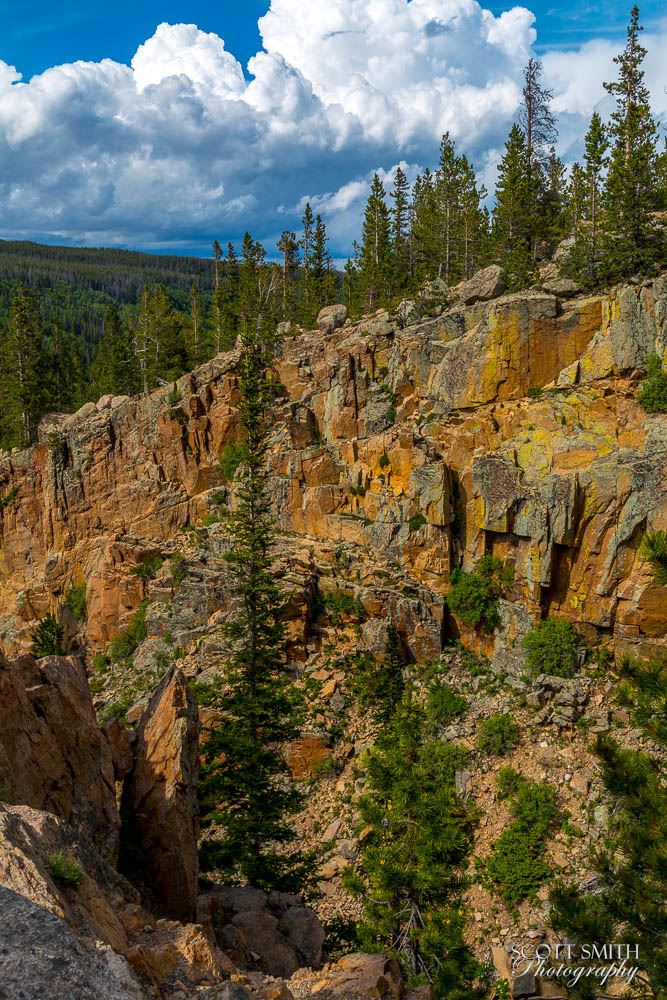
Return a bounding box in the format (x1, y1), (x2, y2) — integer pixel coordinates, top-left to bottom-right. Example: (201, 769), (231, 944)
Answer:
(567, 114), (609, 287)
(390, 166), (411, 294)
(541, 148), (568, 243)
(601, 5), (660, 279)
(299, 203), (315, 324)
(344, 692), (484, 998)
(90, 305), (138, 399)
(212, 239), (224, 353)
(46, 326), (85, 412)
(277, 230), (300, 323)
(188, 281), (207, 366)
(549, 654), (667, 999)
(343, 242), (363, 317)
(459, 154), (488, 279)
(198, 245), (310, 890)
(133, 285), (187, 391)
(518, 58), (559, 254)
(360, 174), (392, 309)
(311, 215), (335, 315)
(0, 285), (46, 448)
(220, 242), (240, 351)
(492, 125), (535, 289)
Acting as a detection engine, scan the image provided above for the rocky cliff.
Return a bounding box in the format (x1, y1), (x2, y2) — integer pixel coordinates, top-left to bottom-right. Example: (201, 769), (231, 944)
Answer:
(0, 270), (666, 998)
(0, 271), (665, 661)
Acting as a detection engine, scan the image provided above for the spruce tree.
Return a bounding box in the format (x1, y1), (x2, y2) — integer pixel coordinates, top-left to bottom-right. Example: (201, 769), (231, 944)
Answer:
(311, 215), (335, 315)
(601, 5), (660, 279)
(567, 114), (609, 287)
(90, 305), (138, 399)
(344, 692), (484, 998)
(459, 154), (488, 279)
(390, 166), (411, 294)
(188, 281), (207, 366)
(212, 239), (224, 353)
(0, 285), (46, 448)
(299, 203), (315, 324)
(277, 230), (300, 323)
(198, 240), (309, 890)
(220, 242), (240, 351)
(518, 58), (558, 254)
(47, 326), (85, 413)
(492, 125), (535, 289)
(549, 654), (667, 999)
(360, 174), (392, 309)
(343, 242), (363, 317)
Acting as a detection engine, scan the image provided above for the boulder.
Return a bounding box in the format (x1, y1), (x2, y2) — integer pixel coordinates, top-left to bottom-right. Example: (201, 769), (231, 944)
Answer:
(231, 910), (299, 979)
(0, 653), (119, 856)
(120, 669), (200, 922)
(454, 265), (506, 305)
(311, 953), (404, 998)
(317, 304), (347, 333)
(278, 905), (325, 966)
(0, 886), (145, 1000)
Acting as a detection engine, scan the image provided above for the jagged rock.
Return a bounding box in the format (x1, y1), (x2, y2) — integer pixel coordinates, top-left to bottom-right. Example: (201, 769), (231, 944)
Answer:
(306, 953), (404, 999)
(104, 718), (134, 781)
(201, 887), (324, 978)
(542, 276), (582, 297)
(0, 886), (145, 1000)
(120, 669), (200, 922)
(454, 264), (506, 304)
(0, 653), (119, 856)
(317, 304), (347, 333)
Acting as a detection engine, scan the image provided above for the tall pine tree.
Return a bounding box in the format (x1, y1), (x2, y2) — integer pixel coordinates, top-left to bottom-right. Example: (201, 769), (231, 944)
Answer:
(0, 285), (46, 448)
(492, 125), (535, 289)
(601, 5), (660, 279)
(360, 174), (392, 309)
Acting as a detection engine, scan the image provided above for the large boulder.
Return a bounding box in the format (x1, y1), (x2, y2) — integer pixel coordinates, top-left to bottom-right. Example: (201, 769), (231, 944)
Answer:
(120, 668), (200, 922)
(454, 264), (506, 305)
(0, 886), (145, 1000)
(317, 304), (347, 333)
(304, 953), (404, 999)
(0, 653), (119, 856)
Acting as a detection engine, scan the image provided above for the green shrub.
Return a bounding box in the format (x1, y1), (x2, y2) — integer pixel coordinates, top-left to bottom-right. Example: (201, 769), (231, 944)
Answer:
(322, 589), (366, 623)
(0, 485), (20, 509)
(637, 353), (667, 413)
(378, 451), (390, 469)
(640, 529), (667, 585)
(170, 554), (188, 588)
(475, 713), (519, 755)
(30, 614), (64, 657)
(522, 617), (579, 677)
(407, 513), (427, 532)
(219, 441), (245, 481)
(166, 382), (182, 407)
(130, 554), (163, 580)
(481, 779), (559, 906)
(107, 600), (148, 662)
(349, 627), (405, 722)
(426, 681), (466, 728)
(48, 851), (84, 888)
(64, 582), (87, 621)
(495, 766), (525, 800)
(447, 555), (514, 633)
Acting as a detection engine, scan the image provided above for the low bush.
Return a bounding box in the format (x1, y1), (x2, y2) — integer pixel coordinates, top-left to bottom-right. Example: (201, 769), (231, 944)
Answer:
(522, 617), (579, 678)
(30, 614), (64, 657)
(48, 851), (84, 888)
(426, 681), (467, 728)
(475, 713), (519, 756)
(107, 600), (148, 662)
(481, 778), (560, 907)
(637, 353), (667, 413)
(130, 554), (163, 580)
(219, 441), (245, 482)
(640, 529), (667, 585)
(447, 555), (514, 633)
(64, 582), (87, 621)
(170, 554), (188, 588)
(349, 626), (405, 722)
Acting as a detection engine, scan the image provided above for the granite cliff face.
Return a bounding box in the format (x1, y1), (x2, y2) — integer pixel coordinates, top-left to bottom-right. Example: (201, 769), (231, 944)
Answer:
(1, 271), (666, 998)
(0, 273), (665, 663)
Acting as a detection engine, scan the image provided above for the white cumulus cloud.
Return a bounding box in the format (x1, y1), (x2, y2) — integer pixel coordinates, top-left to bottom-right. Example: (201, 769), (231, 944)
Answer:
(0, 2), (664, 256)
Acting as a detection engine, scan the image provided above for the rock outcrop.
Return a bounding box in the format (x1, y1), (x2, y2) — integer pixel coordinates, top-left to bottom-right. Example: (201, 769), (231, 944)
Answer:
(0, 653), (119, 855)
(120, 668), (200, 922)
(0, 276), (665, 663)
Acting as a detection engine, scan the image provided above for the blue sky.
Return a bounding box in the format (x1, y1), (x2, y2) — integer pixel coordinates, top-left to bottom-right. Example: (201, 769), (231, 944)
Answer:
(2, 0), (664, 79)
(0, 0), (665, 256)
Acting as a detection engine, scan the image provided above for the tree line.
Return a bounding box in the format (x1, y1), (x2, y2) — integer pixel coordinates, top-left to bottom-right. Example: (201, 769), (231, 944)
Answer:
(1, 6), (665, 452)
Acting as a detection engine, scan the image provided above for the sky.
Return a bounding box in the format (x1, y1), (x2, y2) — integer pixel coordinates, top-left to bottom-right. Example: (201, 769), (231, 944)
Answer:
(0, 0), (665, 258)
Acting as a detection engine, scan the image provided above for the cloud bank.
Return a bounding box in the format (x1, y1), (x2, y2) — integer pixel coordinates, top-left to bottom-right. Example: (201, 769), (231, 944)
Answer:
(0, 0), (665, 255)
